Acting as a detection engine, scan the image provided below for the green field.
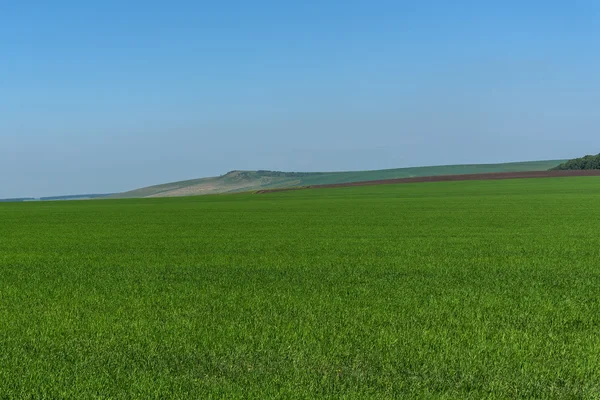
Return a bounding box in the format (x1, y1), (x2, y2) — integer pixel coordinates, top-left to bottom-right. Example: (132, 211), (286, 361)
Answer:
(111, 159), (566, 198)
(2, 177), (600, 398)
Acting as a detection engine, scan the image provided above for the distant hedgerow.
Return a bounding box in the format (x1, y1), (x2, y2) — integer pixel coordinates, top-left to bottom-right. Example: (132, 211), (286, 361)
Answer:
(550, 153), (600, 170)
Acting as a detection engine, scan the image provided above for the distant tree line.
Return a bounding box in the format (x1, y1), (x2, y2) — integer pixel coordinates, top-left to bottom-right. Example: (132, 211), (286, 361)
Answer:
(224, 170), (324, 179)
(40, 194), (110, 201)
(0, 197), (35, 202)
(550, 154), (600, 170)
(256, 170), (322, 178)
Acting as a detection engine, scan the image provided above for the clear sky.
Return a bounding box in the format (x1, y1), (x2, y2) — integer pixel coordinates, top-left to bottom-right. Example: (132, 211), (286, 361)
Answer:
(1, 1), (599, 197)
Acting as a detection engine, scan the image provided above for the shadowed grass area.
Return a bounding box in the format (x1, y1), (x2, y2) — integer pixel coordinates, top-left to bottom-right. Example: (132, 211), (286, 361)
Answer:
(2, 177), (600, 398)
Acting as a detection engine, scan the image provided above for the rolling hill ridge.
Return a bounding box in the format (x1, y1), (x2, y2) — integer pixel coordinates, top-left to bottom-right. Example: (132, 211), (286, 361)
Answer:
(109, 160), (566, 199)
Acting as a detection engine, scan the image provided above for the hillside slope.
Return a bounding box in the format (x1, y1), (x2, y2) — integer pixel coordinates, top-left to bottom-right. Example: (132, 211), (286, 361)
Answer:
(109, 160), (566, 199)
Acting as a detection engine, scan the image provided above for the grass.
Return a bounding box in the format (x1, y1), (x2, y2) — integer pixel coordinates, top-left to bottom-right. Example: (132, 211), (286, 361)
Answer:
(110, 159), (566, 198)
(2, 177), (600, 398)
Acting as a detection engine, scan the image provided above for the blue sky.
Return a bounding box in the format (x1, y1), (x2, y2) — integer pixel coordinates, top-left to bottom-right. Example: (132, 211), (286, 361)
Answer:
(1, 1), (599, 197)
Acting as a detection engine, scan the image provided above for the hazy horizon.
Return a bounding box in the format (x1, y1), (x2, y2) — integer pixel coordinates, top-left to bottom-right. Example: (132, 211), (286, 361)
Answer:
(2, 2), (599, 198)
(0, 158), (571, 199)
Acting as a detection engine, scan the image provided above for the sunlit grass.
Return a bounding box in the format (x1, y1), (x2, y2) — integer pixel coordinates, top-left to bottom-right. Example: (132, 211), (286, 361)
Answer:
(1, 177), (600, 398)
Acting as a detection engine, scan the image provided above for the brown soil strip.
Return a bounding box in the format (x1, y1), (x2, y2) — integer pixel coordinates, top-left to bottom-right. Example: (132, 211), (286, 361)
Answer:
(256, 170), (600, 194)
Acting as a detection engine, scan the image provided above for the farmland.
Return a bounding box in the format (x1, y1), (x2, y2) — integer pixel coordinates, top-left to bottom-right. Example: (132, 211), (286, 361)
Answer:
(2, 177), (600, 398)
(109, 159), (565, 198)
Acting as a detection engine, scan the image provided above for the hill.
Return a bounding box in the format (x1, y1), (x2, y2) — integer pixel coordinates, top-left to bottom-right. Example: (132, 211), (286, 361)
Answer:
(109, 159), (566, 199)
(550, 154), (600, 171)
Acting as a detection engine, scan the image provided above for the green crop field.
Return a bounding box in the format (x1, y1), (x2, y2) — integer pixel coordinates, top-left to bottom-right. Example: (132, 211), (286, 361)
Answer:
(2, 177), (600, 398)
